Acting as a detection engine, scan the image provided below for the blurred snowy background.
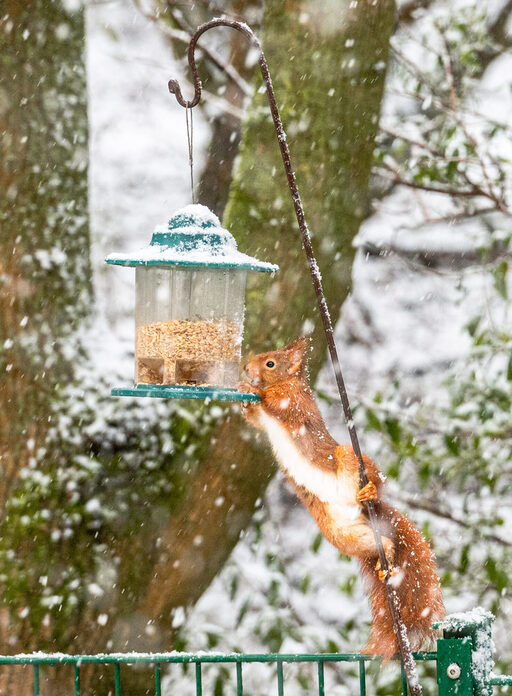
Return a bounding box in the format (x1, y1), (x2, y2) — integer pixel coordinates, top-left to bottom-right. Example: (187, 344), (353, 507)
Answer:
(2, 0), (512, 694)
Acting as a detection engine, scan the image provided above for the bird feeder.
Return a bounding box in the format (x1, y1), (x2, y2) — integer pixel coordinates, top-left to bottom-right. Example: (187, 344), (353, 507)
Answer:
(106, 204), (277, 402)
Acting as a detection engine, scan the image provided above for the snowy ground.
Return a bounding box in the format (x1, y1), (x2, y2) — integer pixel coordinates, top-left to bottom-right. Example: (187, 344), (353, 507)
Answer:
(86, 0), (510, 691)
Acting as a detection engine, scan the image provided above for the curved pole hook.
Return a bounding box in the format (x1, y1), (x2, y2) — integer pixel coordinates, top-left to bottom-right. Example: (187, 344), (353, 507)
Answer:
(168, 21), (422, 696)
(168, 18), (259, 108)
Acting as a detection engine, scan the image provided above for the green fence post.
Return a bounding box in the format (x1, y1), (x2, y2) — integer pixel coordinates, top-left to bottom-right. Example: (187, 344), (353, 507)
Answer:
(434, 609), (494, 696)
(33, 664), (40, 696)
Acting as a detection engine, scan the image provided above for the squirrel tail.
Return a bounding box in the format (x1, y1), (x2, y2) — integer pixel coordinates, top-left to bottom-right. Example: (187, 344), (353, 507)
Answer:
(359, 501), (445, 663)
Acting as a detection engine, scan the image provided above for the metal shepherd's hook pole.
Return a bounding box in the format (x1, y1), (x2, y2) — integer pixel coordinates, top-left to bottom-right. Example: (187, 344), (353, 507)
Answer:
(169, 17), (422, 696)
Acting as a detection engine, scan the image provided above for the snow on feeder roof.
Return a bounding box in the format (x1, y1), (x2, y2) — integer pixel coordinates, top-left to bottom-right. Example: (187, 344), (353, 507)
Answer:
(106, 204), (278, 273)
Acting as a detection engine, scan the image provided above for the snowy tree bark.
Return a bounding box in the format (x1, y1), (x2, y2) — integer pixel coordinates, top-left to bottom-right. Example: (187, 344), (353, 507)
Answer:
(0, 0), (89, 690)
(0, 0), (90, 510)
(138, 0), (396, 647)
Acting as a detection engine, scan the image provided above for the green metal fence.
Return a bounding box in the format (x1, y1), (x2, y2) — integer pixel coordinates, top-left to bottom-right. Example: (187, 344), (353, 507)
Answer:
(0, 611), (510, 695)
(0, 650), (437, 696)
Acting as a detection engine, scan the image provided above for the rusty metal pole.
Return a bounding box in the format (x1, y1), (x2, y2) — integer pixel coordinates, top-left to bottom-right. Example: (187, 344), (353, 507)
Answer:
(168, 18), (422, 696)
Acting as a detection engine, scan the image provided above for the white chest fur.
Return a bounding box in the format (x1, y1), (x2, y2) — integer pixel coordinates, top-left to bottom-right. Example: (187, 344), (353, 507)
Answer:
(258, 411), (360, 523)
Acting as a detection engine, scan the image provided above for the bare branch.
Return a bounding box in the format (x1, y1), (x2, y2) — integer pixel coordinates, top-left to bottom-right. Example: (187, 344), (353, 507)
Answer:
(449, 112), (510, 213)
(391, 45), (449, 105)
(194, 88), (245, 120)
(398, 494), (512, 547)
(380, 126), (443, 158)
(380, 127), (482, 165)
(132, 0), (253, 97)
(376, 165), (482, 198)
(376, 158), (510, 214)
(360, 238), (512, 275)
(415, 205), (499, 225)
(386, 86), (512, 134)
(439, 30), (457, 112)
(165, 2), (253, 95)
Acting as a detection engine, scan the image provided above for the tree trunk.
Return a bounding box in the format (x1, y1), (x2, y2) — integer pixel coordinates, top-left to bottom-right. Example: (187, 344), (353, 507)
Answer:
(0, 0), (89, 690)
(0, 0), (90, 511)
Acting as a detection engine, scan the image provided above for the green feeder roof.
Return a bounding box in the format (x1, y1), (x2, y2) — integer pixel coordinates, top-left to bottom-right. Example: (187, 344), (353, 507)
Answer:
(105, 204), (278, 273)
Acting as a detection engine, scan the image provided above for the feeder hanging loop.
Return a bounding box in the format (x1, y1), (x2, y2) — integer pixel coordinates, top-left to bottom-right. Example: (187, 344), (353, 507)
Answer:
(168, 17), (423, 696)
(185, 104), (195, 204)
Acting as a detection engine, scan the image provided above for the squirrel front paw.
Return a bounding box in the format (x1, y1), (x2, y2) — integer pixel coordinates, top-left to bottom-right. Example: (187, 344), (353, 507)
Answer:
(238, 381), (262, 397)
(356, 481), (378, 504)
(237, 382), (263, 428)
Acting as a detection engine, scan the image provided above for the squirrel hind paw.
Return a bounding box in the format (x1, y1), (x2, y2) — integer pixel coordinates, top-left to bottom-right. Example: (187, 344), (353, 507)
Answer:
(375, 560), (400, 583)
(374, 537), (395, 571)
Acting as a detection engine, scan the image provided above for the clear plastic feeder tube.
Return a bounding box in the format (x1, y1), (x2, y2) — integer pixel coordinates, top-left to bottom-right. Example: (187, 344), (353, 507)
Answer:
(135, 266), (246, 388)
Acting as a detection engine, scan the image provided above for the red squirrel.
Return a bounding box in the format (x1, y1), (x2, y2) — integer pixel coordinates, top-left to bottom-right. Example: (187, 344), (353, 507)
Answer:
(238, 337), (445, 662)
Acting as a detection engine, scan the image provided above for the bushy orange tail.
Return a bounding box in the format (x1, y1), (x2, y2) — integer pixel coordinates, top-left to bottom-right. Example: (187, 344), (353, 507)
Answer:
(359, 502), (445, 662)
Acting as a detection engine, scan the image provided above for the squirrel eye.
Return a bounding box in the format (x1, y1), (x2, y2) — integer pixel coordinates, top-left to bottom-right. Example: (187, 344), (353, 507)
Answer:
(266, 360), (275, 368)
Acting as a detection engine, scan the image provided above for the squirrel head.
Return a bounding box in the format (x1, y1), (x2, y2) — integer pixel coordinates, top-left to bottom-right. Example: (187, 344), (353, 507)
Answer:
(243, 336), (310, 388)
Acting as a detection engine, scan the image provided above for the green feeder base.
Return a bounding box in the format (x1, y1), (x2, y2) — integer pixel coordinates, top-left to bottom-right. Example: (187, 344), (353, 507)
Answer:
(111, 384), (261, 402)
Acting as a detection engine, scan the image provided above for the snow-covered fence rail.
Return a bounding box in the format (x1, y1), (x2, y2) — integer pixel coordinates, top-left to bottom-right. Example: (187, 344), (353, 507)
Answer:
(0, 649), (436, 696)
(0, 611), (509, 696)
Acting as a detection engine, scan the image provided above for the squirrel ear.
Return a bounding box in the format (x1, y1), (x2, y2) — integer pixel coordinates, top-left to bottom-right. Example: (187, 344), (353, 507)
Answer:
(285, 336), (310, 375)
